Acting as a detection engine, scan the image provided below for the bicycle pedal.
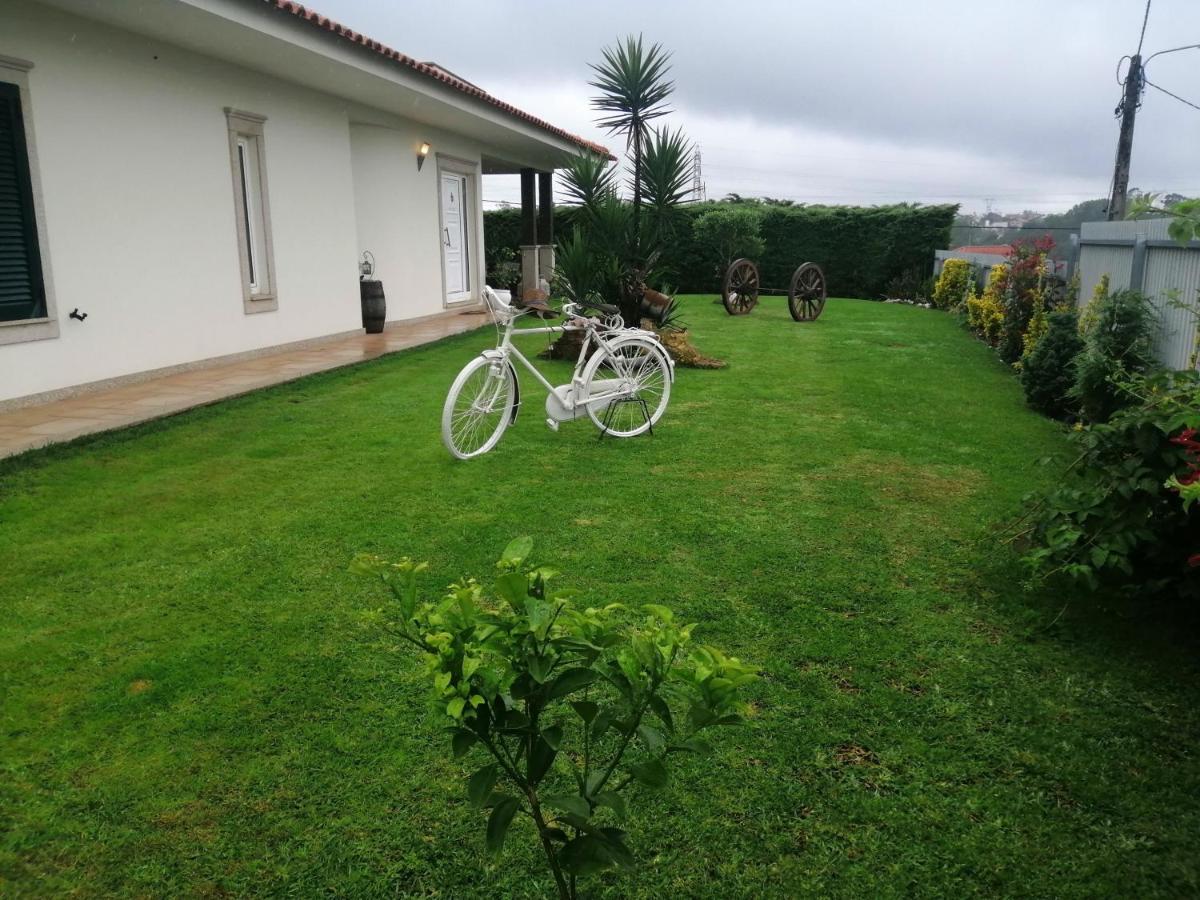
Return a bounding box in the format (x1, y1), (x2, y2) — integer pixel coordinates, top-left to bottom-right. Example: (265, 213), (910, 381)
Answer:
(545, 418), (559, 432)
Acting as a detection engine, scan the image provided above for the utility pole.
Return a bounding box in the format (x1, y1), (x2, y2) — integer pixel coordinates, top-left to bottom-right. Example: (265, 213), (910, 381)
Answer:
(1108, 54), (1143, 220)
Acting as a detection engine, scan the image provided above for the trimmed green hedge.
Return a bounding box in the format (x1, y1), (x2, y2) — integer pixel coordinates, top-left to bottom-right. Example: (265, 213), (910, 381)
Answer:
(484, 202), (957, 299)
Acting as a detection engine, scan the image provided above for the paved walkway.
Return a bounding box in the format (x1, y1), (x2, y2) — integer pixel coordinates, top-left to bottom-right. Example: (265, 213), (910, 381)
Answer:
(0, 308), (487, 459)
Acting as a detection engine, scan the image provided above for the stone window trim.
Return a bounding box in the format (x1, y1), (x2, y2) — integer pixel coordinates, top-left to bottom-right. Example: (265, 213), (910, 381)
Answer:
(224, 107), (278, 315)
(0, 54), (60, 347)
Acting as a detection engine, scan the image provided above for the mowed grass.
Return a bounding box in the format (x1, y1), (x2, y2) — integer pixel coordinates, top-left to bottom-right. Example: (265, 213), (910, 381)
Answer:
(2, 297), (1198, 898)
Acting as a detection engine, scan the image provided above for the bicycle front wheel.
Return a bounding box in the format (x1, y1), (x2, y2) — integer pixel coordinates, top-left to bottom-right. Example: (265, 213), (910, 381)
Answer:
(582, 337), (671, 438)
(442, 355), (516, 459)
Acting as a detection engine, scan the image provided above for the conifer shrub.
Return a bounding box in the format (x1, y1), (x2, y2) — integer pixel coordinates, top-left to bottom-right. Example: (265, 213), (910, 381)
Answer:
(1072, 289), (1158, 423)
(1021, 309), (1084, 419)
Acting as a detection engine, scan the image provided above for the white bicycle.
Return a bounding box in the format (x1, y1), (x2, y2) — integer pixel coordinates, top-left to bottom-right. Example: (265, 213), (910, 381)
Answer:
(441, 287), (674, 459)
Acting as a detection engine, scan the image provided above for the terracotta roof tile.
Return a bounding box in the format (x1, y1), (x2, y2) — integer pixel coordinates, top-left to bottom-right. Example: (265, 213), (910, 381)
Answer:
(264, 1), (613, 160)
(952, 245), (1013, 256)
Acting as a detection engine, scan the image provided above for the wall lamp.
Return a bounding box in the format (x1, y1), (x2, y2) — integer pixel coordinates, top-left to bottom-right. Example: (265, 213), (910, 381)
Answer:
(417, 141), (431, 171)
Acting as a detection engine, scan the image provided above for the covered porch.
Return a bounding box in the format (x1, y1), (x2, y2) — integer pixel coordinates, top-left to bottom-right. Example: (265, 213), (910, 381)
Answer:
(482, 157), (559, 300)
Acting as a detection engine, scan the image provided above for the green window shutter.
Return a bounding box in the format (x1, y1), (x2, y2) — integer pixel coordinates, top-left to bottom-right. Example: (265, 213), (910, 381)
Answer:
(0, 81), (46, 323)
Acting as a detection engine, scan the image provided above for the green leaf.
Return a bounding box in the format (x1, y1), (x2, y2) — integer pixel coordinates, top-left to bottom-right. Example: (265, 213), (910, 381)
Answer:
(528, 737), (558, 784)
(548, 667), (598, 700)
(542, 725), (564, 750)
(591, 709), (614, 739)
(446, 697), (466, 719)
(641, 603), (674, 622)
(571, 700), (600, 723)
(495, 572), (529, 608)
(527, 653), (553, 685)
(558, 835), (617, 877)
(593, 790), (627, 821)
(668, 738), (713, 755)
(585, 770), (606, 797)
(467, 763), (499, 807)
(597, 827), (635, 868)
(486, 796), (521, 854)
(543, 793), (591, 819)
(637, 724), (665, 753)
(648, 694), (675, 733)
(500, 536), (534, 568)
(452, 729), (477, 758)
(629, 759), (668, 788)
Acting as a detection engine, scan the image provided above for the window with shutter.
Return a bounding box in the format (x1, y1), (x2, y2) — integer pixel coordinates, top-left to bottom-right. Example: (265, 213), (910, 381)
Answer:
(0, 80), (46, 323)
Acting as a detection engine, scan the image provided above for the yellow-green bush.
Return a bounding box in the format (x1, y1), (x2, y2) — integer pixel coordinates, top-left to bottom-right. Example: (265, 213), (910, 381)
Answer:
(967, 264), (1008, 346)
(932, 259), (972, 309)
(1078, 273), (1109, 336)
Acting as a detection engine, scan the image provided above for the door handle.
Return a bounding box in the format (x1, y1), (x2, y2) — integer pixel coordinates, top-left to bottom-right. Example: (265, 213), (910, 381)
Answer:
(443, 227), (451, 247)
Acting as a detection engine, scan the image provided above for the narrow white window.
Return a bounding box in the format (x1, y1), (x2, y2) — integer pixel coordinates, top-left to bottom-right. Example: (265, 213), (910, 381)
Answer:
(225, 109), (276, 313)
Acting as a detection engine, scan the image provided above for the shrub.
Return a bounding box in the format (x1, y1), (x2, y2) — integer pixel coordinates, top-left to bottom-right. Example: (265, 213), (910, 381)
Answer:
(351, 538), (755, 899)
(932, 259), (972, 309)
(997, 238), (1055, 364)
(967, 263), (1007, 345)
(1078, 273), (1109, 336)
(1021, 309), (1084, 418)
(692, 206), (765, 280)
(1072, 288), (1158, 423)
(883, 267), (933, 303)
(1022, 370), (1200, 600)
(486, 246), (522, 294)
(485, 202), (957, 300)
(1021, 289), (1049, 360)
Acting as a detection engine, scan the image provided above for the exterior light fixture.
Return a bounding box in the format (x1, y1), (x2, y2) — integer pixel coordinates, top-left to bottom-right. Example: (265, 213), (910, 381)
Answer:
(417, 141), (431, 171)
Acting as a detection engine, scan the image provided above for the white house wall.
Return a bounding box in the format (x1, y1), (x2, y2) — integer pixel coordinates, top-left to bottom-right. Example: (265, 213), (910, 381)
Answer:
(0, 1), (492, 403)
(348, 119), (485, 322)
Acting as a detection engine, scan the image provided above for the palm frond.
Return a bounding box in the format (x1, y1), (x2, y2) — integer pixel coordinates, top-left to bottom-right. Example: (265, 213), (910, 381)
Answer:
(639, 125), (695, 223)
(559, 153), (619, 211)
(588, 35), (674, 144)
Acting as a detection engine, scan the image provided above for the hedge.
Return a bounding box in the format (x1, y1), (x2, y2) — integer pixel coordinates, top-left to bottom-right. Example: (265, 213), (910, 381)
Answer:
(484, 201), (957, 299)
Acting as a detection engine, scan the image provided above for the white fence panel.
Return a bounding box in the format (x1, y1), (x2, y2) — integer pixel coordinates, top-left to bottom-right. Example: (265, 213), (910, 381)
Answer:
(1077, 219), (1200, 371)
(1142, 247), (1200, 370)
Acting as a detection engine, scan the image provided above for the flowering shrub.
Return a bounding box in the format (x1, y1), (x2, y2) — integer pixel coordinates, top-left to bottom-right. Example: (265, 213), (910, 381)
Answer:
(1021, 369), (1200, 600)
(932, 259), (973, 309)
(998, 238), (1055, 363)
(1166, 429), (1200, 569)
(352, 538), (755, 899)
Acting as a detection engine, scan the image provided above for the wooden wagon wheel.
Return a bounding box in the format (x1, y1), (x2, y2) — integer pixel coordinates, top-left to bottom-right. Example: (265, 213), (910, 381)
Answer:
(788, 262), (827, 322)
(722, 258), (760, 316)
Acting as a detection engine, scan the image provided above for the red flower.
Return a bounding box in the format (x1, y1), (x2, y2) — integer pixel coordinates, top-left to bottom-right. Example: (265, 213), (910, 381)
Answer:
(1189, 554), (1200, 568)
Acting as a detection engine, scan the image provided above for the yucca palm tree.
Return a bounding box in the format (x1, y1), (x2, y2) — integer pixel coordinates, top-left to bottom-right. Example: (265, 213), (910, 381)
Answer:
(554, 36), (695, 332)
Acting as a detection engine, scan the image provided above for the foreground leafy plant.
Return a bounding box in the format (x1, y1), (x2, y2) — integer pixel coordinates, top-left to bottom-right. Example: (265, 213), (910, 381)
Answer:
(352, 538), (755, 899)
(1017, 369), (1200, 600)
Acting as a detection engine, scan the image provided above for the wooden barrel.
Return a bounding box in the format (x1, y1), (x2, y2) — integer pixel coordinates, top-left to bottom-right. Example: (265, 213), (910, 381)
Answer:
(360, 280), (386, 334)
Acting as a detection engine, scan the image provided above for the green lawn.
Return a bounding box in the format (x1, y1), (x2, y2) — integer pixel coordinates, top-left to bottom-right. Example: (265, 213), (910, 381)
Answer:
(2, 297), (1198, 898)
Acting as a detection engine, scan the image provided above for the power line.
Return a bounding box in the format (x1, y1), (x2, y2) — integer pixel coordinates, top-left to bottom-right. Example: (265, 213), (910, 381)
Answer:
(1145, 78), (1200, 113)
(1137, 0), (1152, 56)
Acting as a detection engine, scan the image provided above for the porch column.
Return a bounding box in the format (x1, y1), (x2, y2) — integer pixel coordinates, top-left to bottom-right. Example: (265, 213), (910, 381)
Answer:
(519, 168), (540, 297)
(537, 171), (555, 281)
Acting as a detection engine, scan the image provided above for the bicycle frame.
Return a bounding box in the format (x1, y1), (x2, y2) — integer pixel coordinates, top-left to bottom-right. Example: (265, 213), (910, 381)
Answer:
(484, 309), (658, 415)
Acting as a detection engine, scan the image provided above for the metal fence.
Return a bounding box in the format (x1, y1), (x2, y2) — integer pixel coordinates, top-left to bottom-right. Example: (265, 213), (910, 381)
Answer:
(1077, 219), (1200, 371)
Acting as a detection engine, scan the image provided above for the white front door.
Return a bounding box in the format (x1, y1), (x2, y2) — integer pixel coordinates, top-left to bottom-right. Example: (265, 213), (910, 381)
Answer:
(441, 172), (470, 303)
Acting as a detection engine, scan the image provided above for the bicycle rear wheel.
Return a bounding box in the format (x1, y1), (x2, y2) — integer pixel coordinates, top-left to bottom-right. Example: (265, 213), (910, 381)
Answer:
(442, 356), (516, 459)
(581, 337), (671, 437)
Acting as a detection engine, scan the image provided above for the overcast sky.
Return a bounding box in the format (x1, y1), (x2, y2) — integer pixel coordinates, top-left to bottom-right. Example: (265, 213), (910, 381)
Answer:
(320, 0), (1199, 215)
